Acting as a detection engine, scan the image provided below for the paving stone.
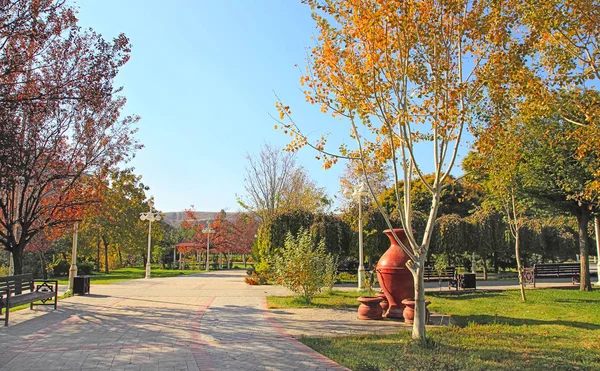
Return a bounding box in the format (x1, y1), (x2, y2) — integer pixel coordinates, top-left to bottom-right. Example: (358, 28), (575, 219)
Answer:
(0, 270), (397, 370)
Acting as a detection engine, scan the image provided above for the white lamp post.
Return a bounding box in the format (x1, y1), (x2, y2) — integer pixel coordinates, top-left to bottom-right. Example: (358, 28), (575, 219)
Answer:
(344, 180), (369, 290)
(140, 197), (161, 279)
(67, 222), (78, 294)
(595, 217), (600, 286)
(203, 221), (215, 272)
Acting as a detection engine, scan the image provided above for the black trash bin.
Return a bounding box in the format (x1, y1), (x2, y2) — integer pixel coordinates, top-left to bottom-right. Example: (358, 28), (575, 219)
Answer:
(458, 273), (476, 290)
(73, 275), (91, 295)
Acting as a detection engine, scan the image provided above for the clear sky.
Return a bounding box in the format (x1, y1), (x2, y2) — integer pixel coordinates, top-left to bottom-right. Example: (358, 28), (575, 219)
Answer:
(73, 0), (468, 213)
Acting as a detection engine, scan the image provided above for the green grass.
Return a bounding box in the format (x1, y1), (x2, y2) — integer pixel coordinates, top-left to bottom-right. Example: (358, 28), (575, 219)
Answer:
(267, 290), (373, 309)
(299, 289), (600, 371)
(54, 266), (207, 285)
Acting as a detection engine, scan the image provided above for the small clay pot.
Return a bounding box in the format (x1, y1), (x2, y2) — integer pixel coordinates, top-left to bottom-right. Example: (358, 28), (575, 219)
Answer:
(357, 296), (384, 320)
(400, 299), (431, 324)
(377, 291), (389, 313)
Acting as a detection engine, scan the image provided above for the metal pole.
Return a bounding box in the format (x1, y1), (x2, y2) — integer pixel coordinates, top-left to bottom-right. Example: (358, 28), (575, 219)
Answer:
(68, 223), (78, 294)
(595, 216), (600, 286)
(357, 195), (365, 290)
(145, 220), (152, 279)
(205, 222), (211, 272)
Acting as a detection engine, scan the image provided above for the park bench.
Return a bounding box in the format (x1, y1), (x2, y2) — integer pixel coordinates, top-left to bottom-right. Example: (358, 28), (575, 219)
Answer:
(522, 263), (581, 287)
(0, 274), (58, 326)
(424, 265), (458, 289)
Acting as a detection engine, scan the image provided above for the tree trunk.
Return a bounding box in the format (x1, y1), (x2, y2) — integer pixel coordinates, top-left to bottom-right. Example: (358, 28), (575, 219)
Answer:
(117, 247), (123, 267)
(12, 243), (24, 275)
(243, 254), (247, 267)
(493, 251), (499, 274)
(482, 258), (488, 280)
(411, 261), (427, 340)
(595, 216), (600, 286)
(577, 207), (592, 291)
(103, 237), (110, 274)
(39, 251), (47, 280)
(515, 231), (526, 302)
(96, 238), (101, 272)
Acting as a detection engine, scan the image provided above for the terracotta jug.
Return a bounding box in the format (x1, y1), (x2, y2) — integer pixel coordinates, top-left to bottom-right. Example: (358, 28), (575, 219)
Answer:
(357, 297), (384, 320)
(376, 229), (414, 319)
(401, 299), (431, 324)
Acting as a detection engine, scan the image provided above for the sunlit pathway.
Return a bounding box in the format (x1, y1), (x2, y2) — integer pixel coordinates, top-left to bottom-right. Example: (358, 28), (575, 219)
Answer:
(0, 270), (348, 371)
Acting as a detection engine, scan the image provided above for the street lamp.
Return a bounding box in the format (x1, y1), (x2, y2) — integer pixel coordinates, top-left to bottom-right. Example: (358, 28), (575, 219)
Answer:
(344, 179), (369, 290)
(140, 197), (161, 279)
(203, 221), (215, 272)
(67, 222), (79, 294)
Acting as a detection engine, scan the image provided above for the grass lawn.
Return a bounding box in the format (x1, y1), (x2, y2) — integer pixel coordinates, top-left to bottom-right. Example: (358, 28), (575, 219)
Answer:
(54, 266), (207, 285)
(267, 289), (369, 309)
(283, 289), (600, 370)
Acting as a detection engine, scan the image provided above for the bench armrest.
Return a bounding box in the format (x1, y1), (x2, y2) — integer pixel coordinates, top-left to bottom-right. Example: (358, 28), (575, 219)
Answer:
(0, 288), (9, 308)
(34, 280), (58, 293)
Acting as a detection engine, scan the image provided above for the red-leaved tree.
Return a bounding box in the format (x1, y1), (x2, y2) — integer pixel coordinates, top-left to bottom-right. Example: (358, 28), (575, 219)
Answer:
(0, 0), (140, 273)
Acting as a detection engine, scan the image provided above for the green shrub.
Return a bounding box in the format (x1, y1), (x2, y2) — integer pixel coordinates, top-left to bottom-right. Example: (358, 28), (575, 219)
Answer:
(77, 261), (95, 275)
(273, 228), (336, 304)
(49, 260), (70, 276)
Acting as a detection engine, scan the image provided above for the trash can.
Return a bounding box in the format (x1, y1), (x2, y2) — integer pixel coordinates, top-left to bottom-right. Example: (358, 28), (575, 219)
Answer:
(458, 273), (476, 290)
(73, 275), (91, 295)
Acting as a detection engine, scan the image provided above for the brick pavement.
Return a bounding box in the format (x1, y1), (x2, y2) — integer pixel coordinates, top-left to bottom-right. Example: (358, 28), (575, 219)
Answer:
(3, 269), (572, 370)
(0, 270), (349, 371)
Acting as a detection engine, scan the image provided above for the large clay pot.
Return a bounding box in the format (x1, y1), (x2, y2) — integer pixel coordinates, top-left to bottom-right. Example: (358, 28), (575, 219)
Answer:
(376, 229), (414, 319)
(357, 296), (384, 320)
(401, 299), (431, 324)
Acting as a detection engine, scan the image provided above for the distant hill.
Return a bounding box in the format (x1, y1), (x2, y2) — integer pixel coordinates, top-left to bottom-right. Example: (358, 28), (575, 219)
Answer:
(162, 211), (241, 227)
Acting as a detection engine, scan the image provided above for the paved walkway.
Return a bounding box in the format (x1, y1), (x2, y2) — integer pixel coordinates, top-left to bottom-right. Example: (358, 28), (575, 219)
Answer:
(0, 270), (587, 370)
(0, 271), (348, 371)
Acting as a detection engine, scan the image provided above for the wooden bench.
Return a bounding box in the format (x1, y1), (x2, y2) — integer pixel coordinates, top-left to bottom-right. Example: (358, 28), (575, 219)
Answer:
(0, 274), (58, 326)
(522, 263), (581, 287)
(424, 266), (458, 289)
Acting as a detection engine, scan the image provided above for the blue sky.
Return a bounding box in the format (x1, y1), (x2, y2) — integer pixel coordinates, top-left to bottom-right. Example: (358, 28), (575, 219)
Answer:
(74, 0), (468, 213)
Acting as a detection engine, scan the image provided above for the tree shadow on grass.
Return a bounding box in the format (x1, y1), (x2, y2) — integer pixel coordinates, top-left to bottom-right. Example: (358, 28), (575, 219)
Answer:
(428, 290), (504, 300)
(554, 298), (600, 304)
(450, 314), (600, 330)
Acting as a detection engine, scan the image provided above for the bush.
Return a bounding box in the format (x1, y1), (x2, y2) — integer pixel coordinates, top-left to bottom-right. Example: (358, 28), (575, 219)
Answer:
(77, 260), (95, 275)
(273, 228), (336, 304)
(251, 260), (274, 284)
(49, 260), (70, 276)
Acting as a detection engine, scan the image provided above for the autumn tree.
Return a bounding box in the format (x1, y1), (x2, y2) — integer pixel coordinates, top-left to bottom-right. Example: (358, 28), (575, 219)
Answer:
(277, 0), (504, 339)
(79, 169), (149, 273)
(518, 91), (600, 291)
(0, 0), (140, 274)
(503, 1), (600, 290)
(238, 143), (329, 222)
(226, 213), (258, 266)
(466, 118), (532, 301)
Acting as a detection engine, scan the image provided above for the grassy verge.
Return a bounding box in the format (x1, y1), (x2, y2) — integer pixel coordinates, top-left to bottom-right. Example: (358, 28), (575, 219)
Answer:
(300, 289), (600, 370)
(54, 266), (207, 285)
(267, 289), (373, 309)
